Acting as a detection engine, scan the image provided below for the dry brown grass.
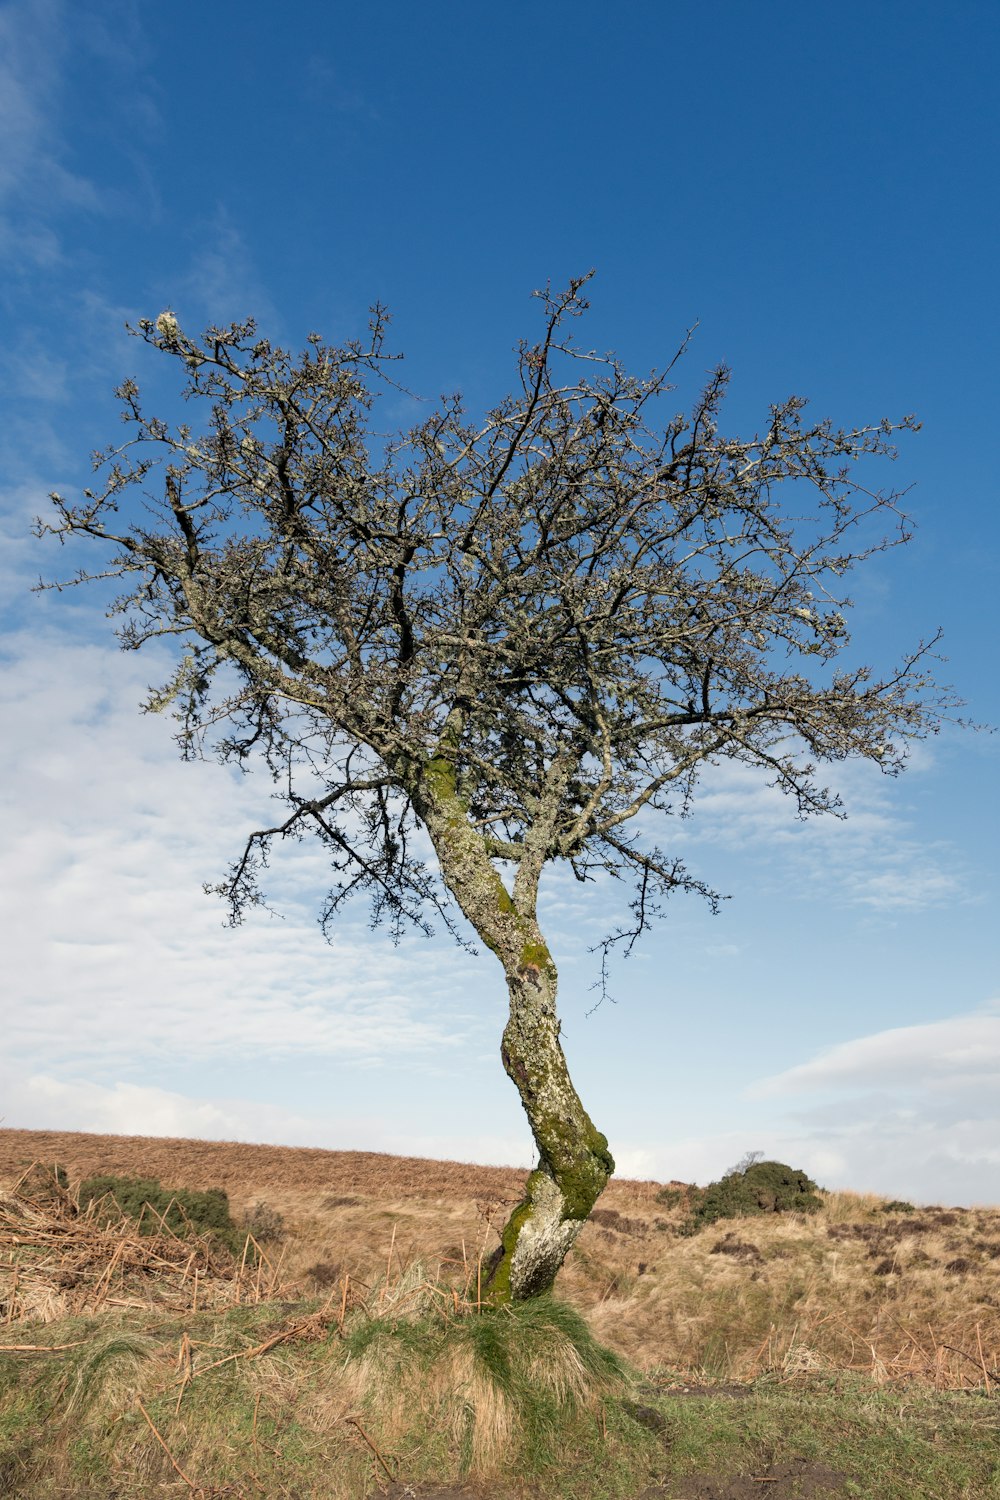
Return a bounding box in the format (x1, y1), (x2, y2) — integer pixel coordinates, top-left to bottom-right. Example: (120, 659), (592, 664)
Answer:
(3, 1128), (998, 1393)
(0, 1159), (290, 1325)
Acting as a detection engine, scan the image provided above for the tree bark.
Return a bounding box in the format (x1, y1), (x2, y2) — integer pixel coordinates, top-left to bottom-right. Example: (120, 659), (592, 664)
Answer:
(412, 743), (614, 1301)
(485, 937), (615, 1302)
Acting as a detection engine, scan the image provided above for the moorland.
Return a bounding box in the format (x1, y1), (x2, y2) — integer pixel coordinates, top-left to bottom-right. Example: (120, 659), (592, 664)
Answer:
(1, 1128), (998, 1499)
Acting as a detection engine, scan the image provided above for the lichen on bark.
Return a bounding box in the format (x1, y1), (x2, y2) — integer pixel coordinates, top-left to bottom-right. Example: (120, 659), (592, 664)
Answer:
(414, 747), (615, 1302)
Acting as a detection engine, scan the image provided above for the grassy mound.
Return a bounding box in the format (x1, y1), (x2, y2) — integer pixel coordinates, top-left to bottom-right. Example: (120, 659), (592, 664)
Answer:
(2, 1288), (998, 1499)
(0, 1271), (635, 1498)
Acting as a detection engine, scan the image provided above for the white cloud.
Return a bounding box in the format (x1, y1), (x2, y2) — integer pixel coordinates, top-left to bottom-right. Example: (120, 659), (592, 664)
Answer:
(0, 627), (497, 1080)
(0, 1069), (533, 1168)
(753, 1003), (1000, 1097)
(0, 0), (102, 267)
(670, 754), (967, 913)
(602, 1001), (1000, 1203)
(614, 1105), (1000, 1204)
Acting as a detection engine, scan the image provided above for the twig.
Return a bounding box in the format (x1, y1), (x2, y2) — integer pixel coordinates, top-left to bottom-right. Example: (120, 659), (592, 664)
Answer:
(939, 1342), (999, 1381)
(90, 1237), (127, 1309)
(1, 1340), (89, 1352)
(975, 1322), (992, 1395)
(135, 1397), (199, 1492)
(346, 1414), (396, 1481)
(175, 1320), (317, 1385)
(383, 1223), (397, 1301)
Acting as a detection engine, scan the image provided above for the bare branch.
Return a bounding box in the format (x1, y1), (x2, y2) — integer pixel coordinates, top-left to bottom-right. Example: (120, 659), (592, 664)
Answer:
(37, 283), (957, 960)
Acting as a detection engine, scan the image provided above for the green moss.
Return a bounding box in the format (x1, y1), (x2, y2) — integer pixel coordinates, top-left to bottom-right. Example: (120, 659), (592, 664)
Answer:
(519, 938), (553, 970)
(486, 1191), (538, 1304)
(556, 1123), (615, 1219)
(424, 751), (461, 805)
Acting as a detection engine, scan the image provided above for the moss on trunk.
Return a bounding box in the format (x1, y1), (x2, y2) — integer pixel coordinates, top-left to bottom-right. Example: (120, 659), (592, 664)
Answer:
(485, 958), (614, 1303)
(416, 754), (614, 1302)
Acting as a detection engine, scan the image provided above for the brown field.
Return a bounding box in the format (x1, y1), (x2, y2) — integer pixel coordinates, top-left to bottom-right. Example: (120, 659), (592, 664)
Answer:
(3, 1127), (999, 1391)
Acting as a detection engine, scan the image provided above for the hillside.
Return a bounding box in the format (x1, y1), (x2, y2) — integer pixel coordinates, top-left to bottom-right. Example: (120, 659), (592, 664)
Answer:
(3, 1129), (999, 1498)
(3, 1126), (998, 1387)
(0, 1126), (541, 1201)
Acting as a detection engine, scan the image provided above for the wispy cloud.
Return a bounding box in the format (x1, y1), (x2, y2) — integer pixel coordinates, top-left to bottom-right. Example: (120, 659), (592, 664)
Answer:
(668, 754), (968, 913)
(0, 627), (496, 1081)
(752, 1002), (1000, 1098)
(168, 212), (281, 334)
(0, 0), (102, 268)
(304, 56), (380, 120)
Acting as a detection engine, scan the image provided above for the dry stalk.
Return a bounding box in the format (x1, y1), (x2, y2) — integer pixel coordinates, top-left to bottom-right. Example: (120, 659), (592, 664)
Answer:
(975, 1322), (992, 1394)
(172, 1315), (330, 1388)
(174, 1332), (193, 1415)
(0, 1340), (89, 1352)
(382, 1223), (397, 1303)
(345, 1414), (396, 1482)
(136, 1396), (199, 1493)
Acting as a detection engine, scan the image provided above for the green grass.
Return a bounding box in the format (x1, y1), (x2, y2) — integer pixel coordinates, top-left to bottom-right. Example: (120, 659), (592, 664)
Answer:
(1, 1292), (998, 1498)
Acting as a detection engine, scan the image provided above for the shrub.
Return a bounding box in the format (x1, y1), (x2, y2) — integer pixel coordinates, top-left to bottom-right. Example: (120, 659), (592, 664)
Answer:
(77, 1174), (244, 1256)
(687, 1160), (823, 1229)
(653, 1187), (689, 1211)
(240, 1201), (286, 1244)
(882, 1200), (916, 1214)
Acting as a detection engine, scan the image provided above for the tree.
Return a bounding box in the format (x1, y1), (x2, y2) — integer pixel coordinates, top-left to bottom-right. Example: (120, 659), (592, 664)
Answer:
(38, 275), (952, 1302)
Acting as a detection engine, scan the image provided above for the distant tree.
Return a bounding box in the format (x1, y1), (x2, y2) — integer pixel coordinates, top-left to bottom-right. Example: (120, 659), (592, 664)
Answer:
(38, 275), (953, 1301)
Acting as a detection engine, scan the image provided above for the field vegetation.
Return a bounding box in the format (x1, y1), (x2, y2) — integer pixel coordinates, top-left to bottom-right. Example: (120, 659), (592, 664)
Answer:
(1, 1129), (998, 1498)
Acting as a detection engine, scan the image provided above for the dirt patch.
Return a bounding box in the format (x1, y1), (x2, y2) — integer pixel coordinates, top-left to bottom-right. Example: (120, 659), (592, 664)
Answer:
(382, 1488), (506, 1499)
(642, 1458), (851, 1497)
(710, 1235), (763, 1265)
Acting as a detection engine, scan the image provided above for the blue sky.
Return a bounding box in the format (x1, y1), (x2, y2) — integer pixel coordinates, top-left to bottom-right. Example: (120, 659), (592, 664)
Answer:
(1, 0), (998, 1202)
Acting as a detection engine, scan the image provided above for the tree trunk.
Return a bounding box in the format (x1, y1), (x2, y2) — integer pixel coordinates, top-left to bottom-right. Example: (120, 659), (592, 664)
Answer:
(412, 748), (614, 1301)
(485, 939), (615, 1303)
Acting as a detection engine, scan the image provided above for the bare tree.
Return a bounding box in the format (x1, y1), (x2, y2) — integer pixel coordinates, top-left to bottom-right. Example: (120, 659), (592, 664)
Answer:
(38, 276), (952, 1301)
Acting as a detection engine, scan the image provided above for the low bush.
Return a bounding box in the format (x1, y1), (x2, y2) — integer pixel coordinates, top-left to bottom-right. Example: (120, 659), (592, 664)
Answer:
(240, 1200), (286, 1244)
(77, 1174), (245, 1256)
(686, 1160), (823, 1229)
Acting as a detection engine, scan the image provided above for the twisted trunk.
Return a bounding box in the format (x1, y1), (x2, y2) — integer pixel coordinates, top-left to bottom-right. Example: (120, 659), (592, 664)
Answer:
(412, 751), (614, 1301)
(487, 939), (615, 1301)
